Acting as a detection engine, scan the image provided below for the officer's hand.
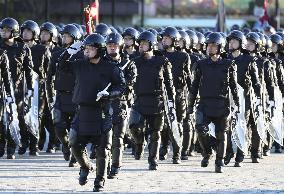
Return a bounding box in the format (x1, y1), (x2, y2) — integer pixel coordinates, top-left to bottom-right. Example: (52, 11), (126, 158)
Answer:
(6, 96), (13, 105)
(26, 90), (33, 98)
(255, 98), (261, 107)
(232, 106), (240, 116)
(96, 90), (109, 101)
(188, 106), (194, 114)
(267, 100), (275, 108)
(67, 41), (83, 55)
(168, 100), (174, 109)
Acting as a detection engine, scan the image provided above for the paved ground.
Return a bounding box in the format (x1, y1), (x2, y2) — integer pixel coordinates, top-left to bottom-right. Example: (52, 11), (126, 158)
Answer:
(0, 147), (284, 194)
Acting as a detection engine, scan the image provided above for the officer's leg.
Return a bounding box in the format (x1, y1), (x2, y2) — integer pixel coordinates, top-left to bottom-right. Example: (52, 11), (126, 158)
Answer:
(0, 118), (6, 157)
(109, 120), (127, 178)
(108, 101), (127, 178)
(263, 131), (273, 156)
(170, 98), (186, 163)
(247, 109), (261, 163)
(71, 135), (93, 186)
(54, 111), (70, 160)
(170, 121), (182, 164)
(234, 148), (245, 167)
(159, 121), (170, 160)
(129, 114), (145, 160)
(181, 114), (192, 160)
(93, 130), (112, 192)
(38, 88), (47, 151)
(6, 128), (16, 159)
(17, 101), (29, 155)
(45, 104), (57, 153)
(214, 116), (230, 173)
(147, 114), (163, 170)
(224, 129), (234, 165)
(195, 110), (212, 167)
(29, 132), (39, 156)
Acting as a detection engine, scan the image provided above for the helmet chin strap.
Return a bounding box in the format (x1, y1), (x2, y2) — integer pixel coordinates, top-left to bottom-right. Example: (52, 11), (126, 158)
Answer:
(229, 47), (239, 53)
(108, 52), (118, 58)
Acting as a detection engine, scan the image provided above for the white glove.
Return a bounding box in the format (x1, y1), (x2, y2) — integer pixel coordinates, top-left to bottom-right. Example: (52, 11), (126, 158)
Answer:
(168, 100), (174, 108)
(6, 96), (13, 104)
(26, 90), (33, 98)
(67, 41), (83, 55)
(268, 100), (275, 109)
(232, 106), (240, 116)
(96, 90), (109, 101)
(255, 98), (261, 107)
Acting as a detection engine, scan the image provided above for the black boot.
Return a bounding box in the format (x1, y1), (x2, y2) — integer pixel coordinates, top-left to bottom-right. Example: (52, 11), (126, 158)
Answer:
(93, 177), (105, 192)
(148, 161), (158, 170)
(29, 147), (40, 156)
(7, 147), (15, 159)
(79, 167), (93, 186)
(224, 152), (234, 165)
(62, 145), (71, 161)
(215, 160), (224, 173)
(18, 146), (27, 155)
(201, 155), (211, 167)
(69, 155), (78, 167)
(181, 150), (189, 160)
(134, 144), (143, 160)
(89, 145), (96, 159)
(0, 145), (5, 157)
(107, 166), (120, 179)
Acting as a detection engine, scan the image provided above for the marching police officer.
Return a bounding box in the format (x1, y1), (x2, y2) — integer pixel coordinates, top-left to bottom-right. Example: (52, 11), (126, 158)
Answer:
(105, 32), (137, 178)
(188, 32), (240, 173)
(225, 30), (261, 167)
(130, 31), (176, 170)
(0, 48), (14, 159)
(19, 20), (48, 156)
(0, 17), (33, 159)
(46, 24), (83, 166)
(60, 33), (125, 192)
(159, 27), (191, 164)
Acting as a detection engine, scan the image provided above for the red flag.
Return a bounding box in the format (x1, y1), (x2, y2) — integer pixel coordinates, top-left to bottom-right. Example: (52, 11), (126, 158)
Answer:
(84, 6), (93, 35)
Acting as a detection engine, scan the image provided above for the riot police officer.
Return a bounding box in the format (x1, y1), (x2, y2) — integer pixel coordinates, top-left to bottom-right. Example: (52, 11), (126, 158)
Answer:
(246, 32), (276, 163)
(188, 32), (240, 173)
(19, 20), (48, 156)
(122, 27), (140, 59)
(60, 33), (125, 192)
(105, 32), (137, 178)
(130, 31), (176, 170)
(46, 24), (83, 166)
(0, 48), (14, 159)
(37, 22), (62, 152)
(0, 17), (33, 159)
(159, 26), (190, 164)
(225, 30), (261, 167)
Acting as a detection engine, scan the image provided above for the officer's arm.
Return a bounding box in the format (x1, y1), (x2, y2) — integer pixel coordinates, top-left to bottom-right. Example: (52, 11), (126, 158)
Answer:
(125, 60), (137, 87)
(276, 60), (284, 96)
(57, 51), (79, 72)
(109, 66), (126, 100)
(229, 62), (240, 107)
(46, 53), (57, 103)
(23, 45), (33, 90)
(43, 48), (51, 78)
(163, 59), (176, 101)
(264, 61), (275, 101)
(188, 62), (201, 107)
(184, 53), (192, 89)
(0, 51), (12, 96)
(249, 61), (261, 98)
